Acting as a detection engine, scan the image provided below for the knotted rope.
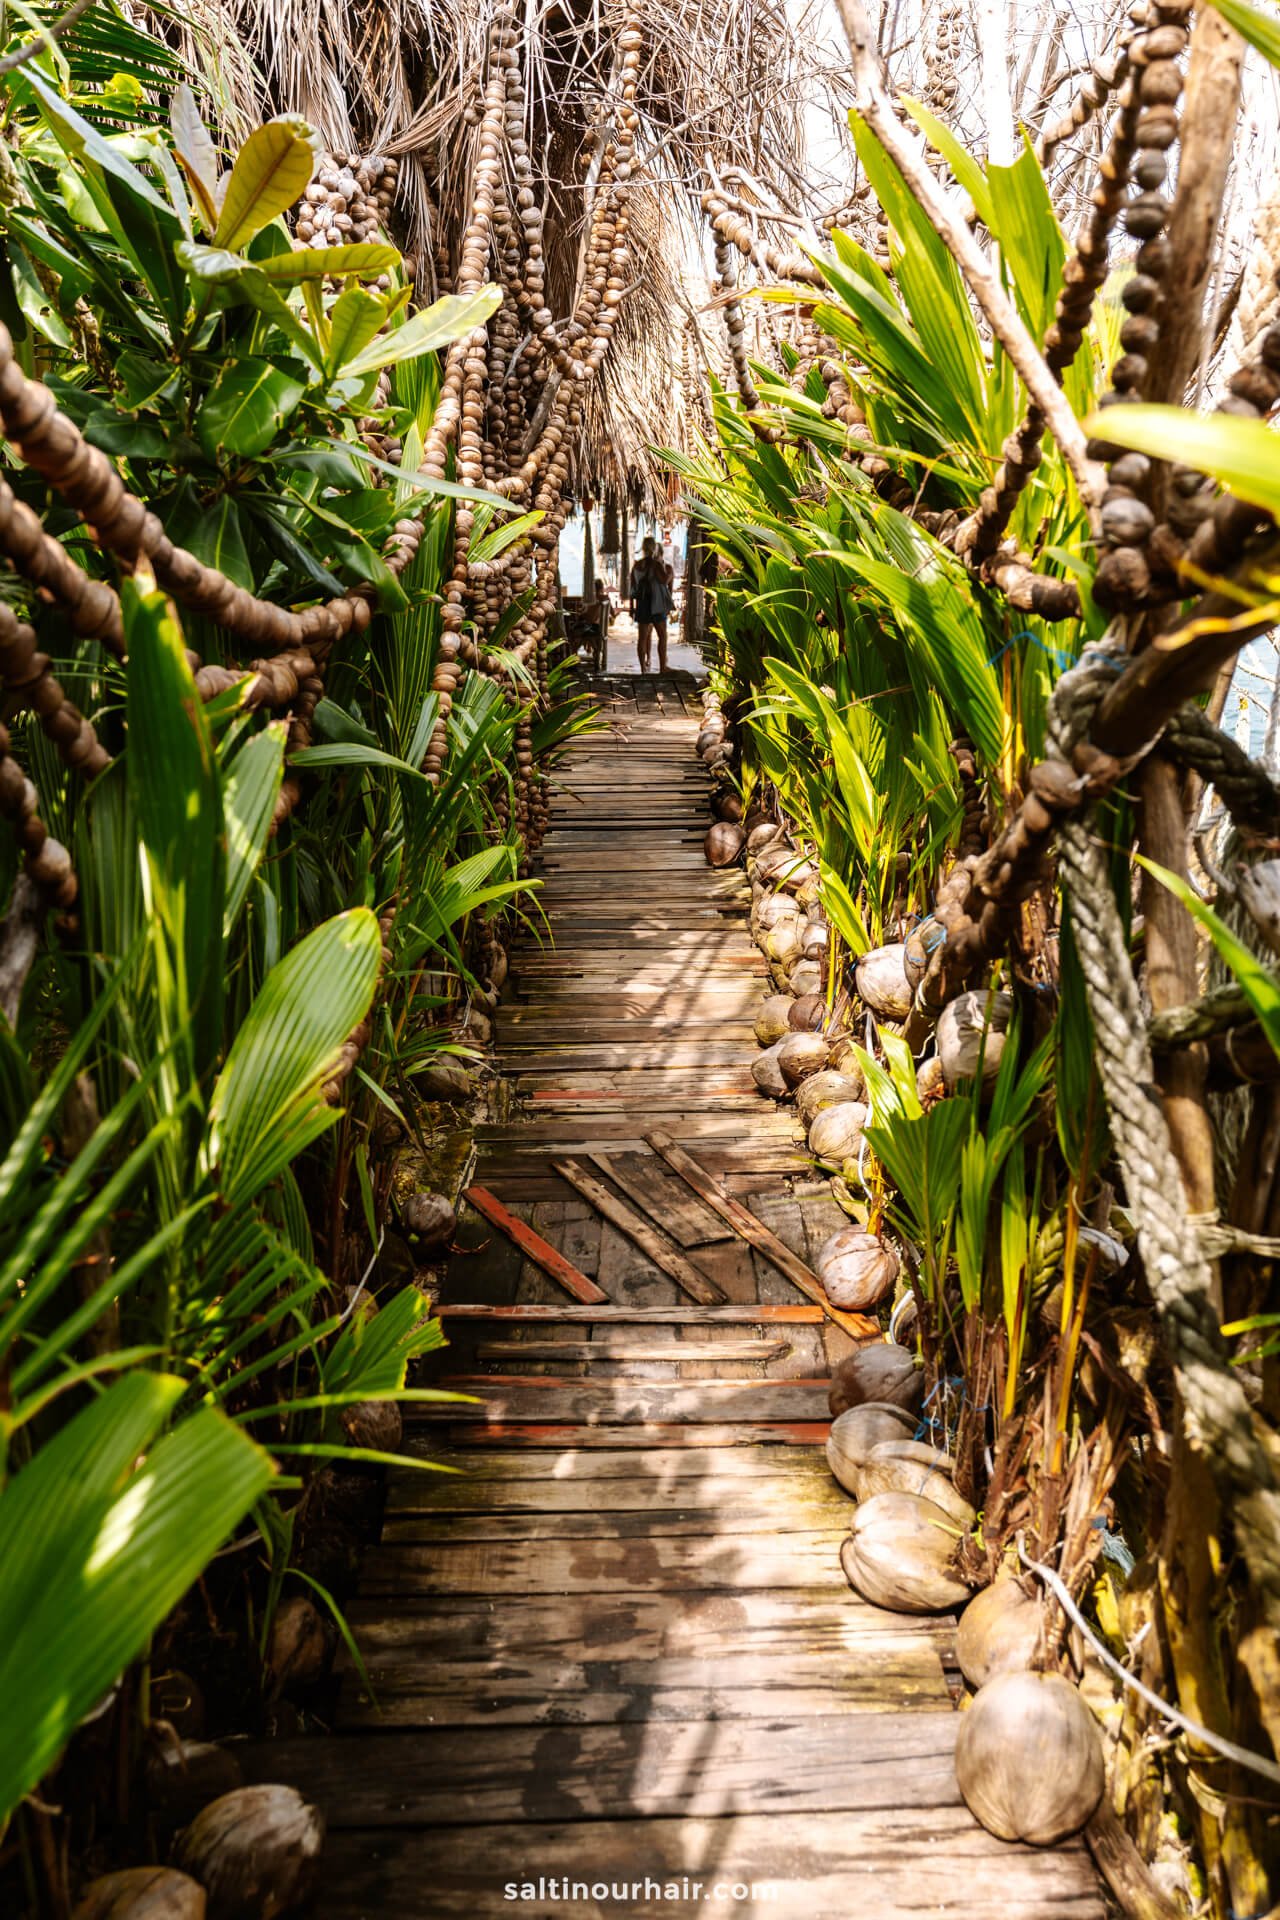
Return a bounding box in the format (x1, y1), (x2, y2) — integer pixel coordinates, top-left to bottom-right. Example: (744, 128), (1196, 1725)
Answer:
(1046, 640), (1280, 1621)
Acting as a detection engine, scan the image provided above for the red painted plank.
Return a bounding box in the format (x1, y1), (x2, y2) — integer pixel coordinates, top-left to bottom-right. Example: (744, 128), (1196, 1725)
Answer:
(464, 1185), (609, 1305)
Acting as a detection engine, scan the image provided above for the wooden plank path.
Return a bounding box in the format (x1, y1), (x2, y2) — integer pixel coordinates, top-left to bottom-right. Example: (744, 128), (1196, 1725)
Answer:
(247, 675), (1104, 1917)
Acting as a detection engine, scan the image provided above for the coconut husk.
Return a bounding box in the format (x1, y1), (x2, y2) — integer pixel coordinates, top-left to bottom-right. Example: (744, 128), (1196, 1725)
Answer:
(751, 1042), (789, 1099)
(937, 990), (1014, 1091)
(795, 1069), (864, 1128)
(856, 1441), (974, 1525)
(402, 1191), (457, 1248)
(786, 957), (824, 998)
(752, 893), (799, 935)
(956, 1579), (1044, 1688)
(854, 944), (912, 1018)
(753, 995), (793, 1046)
(828, 1344), (922, 1418)
(788, 992), (826, 1031)
(815, 1223), (897, 1309)
(826, 1401), (917, 1492)
(413, 1058), (473, 1103)
(73, 1869), (207, 1920)
(267, 1595), (330, 1696)
(954, 1670), (1104, 1845)
(765, 921), (802, 967)
(807, 1101), (868, 1168)
(841, 1490), (971, 1612)
(776, 1030), (830, 1086)
(340, 1400), (403, 1453)
(175, 1786), (324, 1920)
(712, 791), (743, 823)
(705, 821), (745, 867)
(746, 822), (784, 855)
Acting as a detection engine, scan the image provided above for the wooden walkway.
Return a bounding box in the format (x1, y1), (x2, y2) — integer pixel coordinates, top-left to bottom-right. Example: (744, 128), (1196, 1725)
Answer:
(250, 676), (1105, 1918)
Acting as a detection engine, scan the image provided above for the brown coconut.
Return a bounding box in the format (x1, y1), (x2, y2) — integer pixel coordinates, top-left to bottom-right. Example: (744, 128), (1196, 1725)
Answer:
(696, 724), (725, 755)
(826, 1032), (864, 1077)
(777, 1030), (830, 1087)
(956, 1579), (1044, 1688)
(267, 1595), (329, 1696)
(340, 1399), (402, 1453)
(808, 1101), (869, 1169)
(854, 944), (913, 1018)
(73, 1869), (207, 1920)
(828, 1344), (923, 1418)
(747, 822), (784, 855)
(753, 995), (794, 1046)
(796, 1070), (864, 1129)
(705, 822), (745, 868)
(841, 1490), (971, 1612)
(937, 989), (1014, 1091)
(801, 918), (829, 960)
(789, 992), (826, 1031)
(856, 1441), (974, 1526)
(402, 1191), (456, 1248)
(954, 1670), (1104, 1845)
(765, 920), (802, 968)
(413, 1057), (472, 1103)
(174, 1786), (323, 1920)
(826, 1401), (917, 1493)
(754, 844), (796, 885)
(712, 791), (742, 823)
(753, 893), (799, 934)
(751, 1043), (789, 1099)
(786, 957), (824, 998)
(815, 1225), (898, 1310)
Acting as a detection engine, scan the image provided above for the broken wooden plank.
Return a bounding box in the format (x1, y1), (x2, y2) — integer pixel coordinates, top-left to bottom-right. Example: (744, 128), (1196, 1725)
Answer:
(551, 1157), (726, 1304)
(644, 1130), (879, 1339)
(463, 1186), (608, 1305)
(586, 1149), (733, 1247)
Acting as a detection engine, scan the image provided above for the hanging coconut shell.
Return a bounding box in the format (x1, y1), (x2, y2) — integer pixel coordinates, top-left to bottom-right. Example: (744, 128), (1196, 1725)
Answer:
(826, 1401), (917, 1493)
(956, 1579), (1044, 1688)
(788, 992), (826, 1032)
(73, 1869), (207, 1920)
(175, 1786), (324, 1920)
(751, 1042), (789, 1099)
(267, 1595), (330, 1696)
(841, 1490), (971, 1612)
(753, 996), (793, 1046)
(857, 1441), (974, 1525)
(705, 822), (745, 868)
(787, 957), (824, 998)
(144, 1742), (244, 1831)
(746, 822), (784, 855)
(954, 1670), (1104, 1844)
(796, 1070), (864, 1129)
(903, 915), (944, 989)
(777, 1031), (830, 1087)
(816, 1224), (897, 1310)
(829, 1344), (923, 1418)
(808, 1102), (869, 1170)
(854, 944), (913, 1018)
(712, 791), (743, 823)
(937, 990), (1014, 1091)
(403, 1191), (457, 1249)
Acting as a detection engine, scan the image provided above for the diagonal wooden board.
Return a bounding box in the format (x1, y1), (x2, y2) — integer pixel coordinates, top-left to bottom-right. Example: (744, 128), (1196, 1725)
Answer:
(644, 1129), (878, 1339)
(464, 1185), (608, 1304)
(551, 1156), (726, 1304)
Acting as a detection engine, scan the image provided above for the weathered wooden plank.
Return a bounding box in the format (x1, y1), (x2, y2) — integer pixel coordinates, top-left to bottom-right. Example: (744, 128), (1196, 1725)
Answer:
(435, 1304), (826, 1322)
(281, 1814), (1105, 1918)
(584, 1150), (733, 1248)
(394, 1441), (832, 1479)
(463, 1186), (608, 1305)
(474, 1337), (788, 1363)
(385, 1464), (843, 1515)
(413, 1377), (831, 1424)
(429, 1421), (832, 1449)
(381, 1500), (851, 1541)
(644, 1130), (878, 1340)
(551, 1159), (727, 1304)
(360, 1526), (847, 1593)
(241, 1712), (968, 1824)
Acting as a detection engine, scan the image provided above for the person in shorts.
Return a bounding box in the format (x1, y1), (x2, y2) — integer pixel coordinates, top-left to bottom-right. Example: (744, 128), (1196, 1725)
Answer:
(629, 535), (674, 672)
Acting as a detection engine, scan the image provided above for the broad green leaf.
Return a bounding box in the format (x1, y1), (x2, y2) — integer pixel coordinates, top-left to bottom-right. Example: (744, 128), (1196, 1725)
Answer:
(342, 285), (502, 378)
(988, 138), (1066, 347)
(213, 117), (318, 253)
(1207, 0), (1280, 65)
(204, 908), (381, 1203)
(222, 723), (286, 934)
(0, 1375), (271, 1823)
(1082, 404), (1280, 519)
(324, 285), (388, 379)
(170, 82), (219, 228)
(160, 478), (253, 591)
(25, 70), (176, 220)
(255, 242), (399, 284)
(124, 579), (226, 1083)
(197, 354), (306, 460)
(175, 240), (324, 372)
(900, 96), (995, 229)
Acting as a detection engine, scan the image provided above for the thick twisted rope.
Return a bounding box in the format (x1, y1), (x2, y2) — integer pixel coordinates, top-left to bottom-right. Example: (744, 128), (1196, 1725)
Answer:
(1047, 643), (1280, 1622)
